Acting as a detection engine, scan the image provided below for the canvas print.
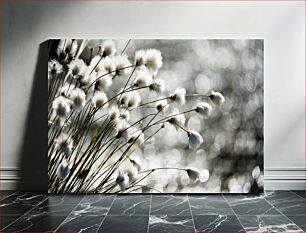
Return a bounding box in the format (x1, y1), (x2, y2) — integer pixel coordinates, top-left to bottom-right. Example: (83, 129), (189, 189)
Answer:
(48, 39), (263, 193)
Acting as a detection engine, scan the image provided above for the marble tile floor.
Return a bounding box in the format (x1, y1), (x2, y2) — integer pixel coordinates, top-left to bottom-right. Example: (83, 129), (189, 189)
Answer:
(0, 190), (304, 233)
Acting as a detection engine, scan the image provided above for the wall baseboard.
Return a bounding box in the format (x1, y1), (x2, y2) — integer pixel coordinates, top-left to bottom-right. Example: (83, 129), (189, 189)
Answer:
(0, 167), (305, 191)
(264, 180), (305, 190)
(0, 170), (21, 190)
(264, 167), (305, 190)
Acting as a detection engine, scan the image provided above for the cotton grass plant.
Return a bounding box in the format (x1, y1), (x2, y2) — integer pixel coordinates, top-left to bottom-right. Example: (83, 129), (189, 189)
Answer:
(48, 39), (225, 193)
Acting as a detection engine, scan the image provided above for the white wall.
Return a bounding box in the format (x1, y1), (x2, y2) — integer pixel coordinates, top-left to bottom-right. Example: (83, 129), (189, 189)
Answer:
(1, 1), (304, 190)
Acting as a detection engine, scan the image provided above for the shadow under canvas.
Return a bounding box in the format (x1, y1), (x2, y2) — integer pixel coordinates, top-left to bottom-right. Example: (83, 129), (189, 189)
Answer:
(17, 41), (49, 191)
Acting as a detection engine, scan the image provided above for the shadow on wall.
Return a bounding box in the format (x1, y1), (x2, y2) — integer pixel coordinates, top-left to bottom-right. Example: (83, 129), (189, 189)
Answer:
(17, 41), (49, 191)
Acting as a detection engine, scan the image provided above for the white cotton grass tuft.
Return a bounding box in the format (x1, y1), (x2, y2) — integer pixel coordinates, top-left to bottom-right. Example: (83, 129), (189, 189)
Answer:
(101, 40), (116, 57)
(77, 73), (91, 88)
(55, 133), (73, 157)
(144, 49), (163, 74)
(69, 88), (86, 110)
(120, 92), (141, 109)
(195, 102), (212, 118)
(56, 161), (72, 179)
(134, 49), (163, 74)
(119, 110), (130, 121)
(68, 58), (88, 77)
(155, 99), (169, 112)
(93, 73), (113, 92)
(188, 130), (204, 149)
(100, 57), (116, 74)
(127, 92), (141, 109)
(170, 87), (186, 105)
(92, 91), (108, 109)
(133, 69), (152, 87)
(167, 110), (186, 130)
(53, 96), (71, 117)
(77, 70), (90, 86)
(135, 50), (146, 67)
(116, 171), (129, 191)
(186, 168), (200, 183)
(114, 55), (132, 76)
(108, 105), (120, 121)
(209, 90), (225, 106)
(149, 79), (165, 93)
(48, 59), (63, 76)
